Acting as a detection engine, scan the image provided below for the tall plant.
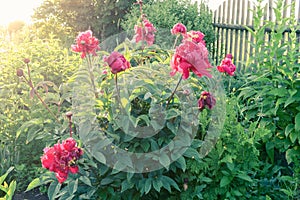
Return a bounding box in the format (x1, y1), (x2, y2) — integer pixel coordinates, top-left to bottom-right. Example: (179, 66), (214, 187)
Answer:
(238, 0), (300, 197)
(26, 1), (231, 199)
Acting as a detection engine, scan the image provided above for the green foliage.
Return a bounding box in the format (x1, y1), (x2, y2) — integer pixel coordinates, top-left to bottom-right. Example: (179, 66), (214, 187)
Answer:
(238, 0), (300, 163)
(0, 34), (80, 191)
(181, 96), (297, 199)
(26, 23), (224, 199)
(2, 0), (299, 199)
(0, 167), (16, 200)
(32, 0), (136, 42)
(235, 0), (300, 198)
(121, 0), (216, 49)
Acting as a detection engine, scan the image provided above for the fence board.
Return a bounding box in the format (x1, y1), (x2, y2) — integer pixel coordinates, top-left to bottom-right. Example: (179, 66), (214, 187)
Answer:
(212, 0), (300, 70)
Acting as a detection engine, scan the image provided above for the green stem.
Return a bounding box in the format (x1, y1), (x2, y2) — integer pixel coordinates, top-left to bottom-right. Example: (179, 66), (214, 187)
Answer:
(115, 73), (121, 104)
(228, 78), (231, 94)
(22, 75), (60, 124)
(173, 35), (180, 49)
(166, 75), (183, 109)
(86, 55), (98, 98)
(68, 117), (73, 138)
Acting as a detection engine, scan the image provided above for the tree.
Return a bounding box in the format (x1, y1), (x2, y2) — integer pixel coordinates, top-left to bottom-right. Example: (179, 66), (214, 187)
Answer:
(32, 0), (136, 42)
(8, 20), (25, 39)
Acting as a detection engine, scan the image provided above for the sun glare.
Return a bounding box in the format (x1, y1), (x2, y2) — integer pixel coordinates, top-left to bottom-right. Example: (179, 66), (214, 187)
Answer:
(0, 0), (43, 26)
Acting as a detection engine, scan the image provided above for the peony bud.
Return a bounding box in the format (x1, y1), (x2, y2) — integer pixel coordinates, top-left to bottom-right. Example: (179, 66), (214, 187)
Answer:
(23, 58), (30, 64)
(66, 111), (73, 119)
(16, 69), (24, 77)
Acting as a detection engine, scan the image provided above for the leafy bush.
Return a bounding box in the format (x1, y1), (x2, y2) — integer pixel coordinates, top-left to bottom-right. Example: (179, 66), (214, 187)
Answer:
(1, 1), (299, 199)
(238, 0), (300, 167)
(26, 13), (227, 199)
(32, 0), (136, 43)
(0, 32), (81, 191)
(236, 0), (300, 198)
(0, 167), (16, 200)
(121, 0), (216, 50)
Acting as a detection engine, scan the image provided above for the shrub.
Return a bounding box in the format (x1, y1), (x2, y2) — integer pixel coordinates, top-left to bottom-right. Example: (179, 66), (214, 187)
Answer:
(26, 10), (228, 199)
(121, 0), (216, 50)
(236, 0), (300, 198)
(0, 33), (81, 191)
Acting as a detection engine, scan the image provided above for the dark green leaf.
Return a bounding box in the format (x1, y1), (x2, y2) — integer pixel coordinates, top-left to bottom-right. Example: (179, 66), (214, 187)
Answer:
(295, 112), (300, 131)
(220, 176), (232, 187)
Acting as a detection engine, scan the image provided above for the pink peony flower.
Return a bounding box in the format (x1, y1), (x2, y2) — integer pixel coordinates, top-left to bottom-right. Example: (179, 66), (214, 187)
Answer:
(171, 23), (187, 35)
(198, 91), (216, 111)
(69, 165), (79, 174)
(170, 40), (212, 79)
(217, 54), (236, 76)
(41, 138), (83, 183)
(71, 30), (100, 59)
(55, 171), (68, 184)
(103, 51), (131, 74)
(133, 18), (157, 46)
(184, 30), (206, 46)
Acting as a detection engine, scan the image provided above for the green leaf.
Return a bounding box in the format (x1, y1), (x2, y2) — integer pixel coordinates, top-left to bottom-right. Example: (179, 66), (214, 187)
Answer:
(200, 177), (213, 183)
(48, 181), (61, 200)
(289, 131), (298, 143)
(68, 179), (78, 195)
(25, 178), (42, 192)
(161, 176), (180, 192)
(183, 148), (201, 161)
(286, 148), (300, 164)
(285, 124), (294, 137)
(93, 152), (106, 164)
(220, 176), (232, 187)
(285, 95), (296, 108)
(127, 173), (134, 182)
(135, 115), (150, 127)
(26, 127), (42, 144)
(120, 97), (130, 109)
(165, 108), (180, 120)
(176, 156), (186, 172)
(236, 174), (253, 182)
(101, 178), (114, 186)
(295, 112), (300, 131)
(0, 167), (14, 186)
(159, 153), (170, 169)
(152, 179), (163, 192)
(141, 140), (150, 152)
(121, 180), (134, 193)
(79, 176), (92, 186)
(6, 180), (16, 200)
(144, 179), (152, 194)
(232, 189), (243, 197)
(266, 142), (274, 163)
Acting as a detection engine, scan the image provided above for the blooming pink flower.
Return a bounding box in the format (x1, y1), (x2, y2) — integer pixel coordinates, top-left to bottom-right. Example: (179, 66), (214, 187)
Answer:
(71, 30), (100, 59)
(184, 30), (206, 46)
(170, 40), (212, 79)
(41, 138), (83, 183)
(217, 54), (236, 76)
(171, 23), (187, 35)
(103, 51), (130, 74)
(198, 91), (216, 111)
(133, 18), (157, 46)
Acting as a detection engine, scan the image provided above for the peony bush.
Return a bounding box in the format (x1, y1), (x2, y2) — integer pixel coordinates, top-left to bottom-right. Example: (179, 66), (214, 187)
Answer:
(26, 1), (236, 199)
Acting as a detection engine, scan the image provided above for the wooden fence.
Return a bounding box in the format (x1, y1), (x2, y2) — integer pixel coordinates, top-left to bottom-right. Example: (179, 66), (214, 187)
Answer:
(211, 0), (300, 69)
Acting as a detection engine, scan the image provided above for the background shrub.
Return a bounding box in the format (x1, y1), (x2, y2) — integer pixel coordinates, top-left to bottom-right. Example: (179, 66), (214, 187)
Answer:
(0, 32), (80, 191)
(121, 0), (216, 50)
